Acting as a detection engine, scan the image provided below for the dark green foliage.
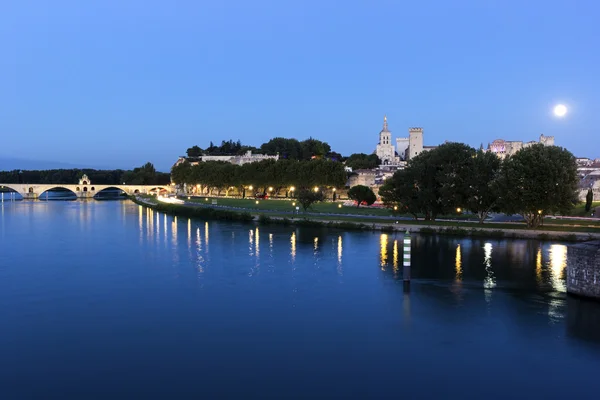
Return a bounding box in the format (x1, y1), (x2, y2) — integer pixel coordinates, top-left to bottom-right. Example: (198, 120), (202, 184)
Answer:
(297, 188), (325, 211)
(0, 163), (170, 185)
(347, 185), (377, 207)
(465, 150), (502, 223)
(380, 143), (476, 220)
(497, 144), (579, 228)
(186, 145), (203, 158)
(585, 188), (593, 212)
(380, 142), (579, 230)
(171, 159), (347, 195)
(344, 153), (380, 170)
(260, 137), (333, 160)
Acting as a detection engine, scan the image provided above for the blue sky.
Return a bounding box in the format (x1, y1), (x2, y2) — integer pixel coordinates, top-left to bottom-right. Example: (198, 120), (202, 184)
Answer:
(1, 0), (598, 171)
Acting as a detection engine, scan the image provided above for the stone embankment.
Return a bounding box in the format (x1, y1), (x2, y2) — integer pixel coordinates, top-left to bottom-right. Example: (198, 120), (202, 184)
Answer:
(567, 241), (600, 300)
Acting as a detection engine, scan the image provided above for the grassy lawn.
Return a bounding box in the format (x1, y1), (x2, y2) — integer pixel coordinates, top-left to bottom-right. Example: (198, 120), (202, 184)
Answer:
(180, 196), (477, 219)
(568, 201), (600, 217)
(543, 217), (600, 227)
(183, 196), (397, 216)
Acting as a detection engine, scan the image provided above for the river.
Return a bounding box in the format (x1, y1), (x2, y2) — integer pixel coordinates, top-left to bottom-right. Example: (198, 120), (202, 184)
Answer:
(1, 200), (599, 398)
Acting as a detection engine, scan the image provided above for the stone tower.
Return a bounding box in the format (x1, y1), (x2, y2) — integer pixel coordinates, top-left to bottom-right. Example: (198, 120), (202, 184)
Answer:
(540, 134), (555, 146)
(376, 115), (396, 165)
(408, 128), (424, 160)
(379, 115), (391, 146)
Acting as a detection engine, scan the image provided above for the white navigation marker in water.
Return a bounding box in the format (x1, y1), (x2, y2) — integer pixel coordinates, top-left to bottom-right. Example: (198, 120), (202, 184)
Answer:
(403, 230), (411, 285)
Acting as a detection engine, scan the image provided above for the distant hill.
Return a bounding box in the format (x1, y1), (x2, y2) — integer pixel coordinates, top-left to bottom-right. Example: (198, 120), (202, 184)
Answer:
(0, 157), (107, 171)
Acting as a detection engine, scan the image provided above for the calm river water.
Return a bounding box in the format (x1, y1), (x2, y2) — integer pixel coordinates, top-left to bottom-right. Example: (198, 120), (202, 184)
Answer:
(1, 200), (600, 399)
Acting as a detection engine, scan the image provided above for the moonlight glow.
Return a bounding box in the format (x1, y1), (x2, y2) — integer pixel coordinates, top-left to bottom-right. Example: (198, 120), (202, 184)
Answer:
(553, 104), (567, 117)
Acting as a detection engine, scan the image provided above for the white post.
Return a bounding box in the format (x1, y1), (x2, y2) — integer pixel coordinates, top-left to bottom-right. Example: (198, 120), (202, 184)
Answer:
(403, 230), (411, 285)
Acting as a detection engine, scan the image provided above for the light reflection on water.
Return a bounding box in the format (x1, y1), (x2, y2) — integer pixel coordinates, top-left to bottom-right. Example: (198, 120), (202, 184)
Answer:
(1, 201), (600, 398)
(455, 244), (462, 282)
(380, 233), (388, 270)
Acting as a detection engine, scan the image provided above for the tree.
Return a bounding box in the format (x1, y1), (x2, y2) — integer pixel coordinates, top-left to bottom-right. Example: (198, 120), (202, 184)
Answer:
(465, 150), (502, 223)
(260, 138), (303, 160)
(345, 153), (380, 170)
(297, 188), (325, 211)
(585, 188), (594, 212)
(379, 143), (475, 220)
(300, 137), (331, 160)
(496, 144), (579, 228)
(186, 146), (203, 158)
(347, 185), (377, 207)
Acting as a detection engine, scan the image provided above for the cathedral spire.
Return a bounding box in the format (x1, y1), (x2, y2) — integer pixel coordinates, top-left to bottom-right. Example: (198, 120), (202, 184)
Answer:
(383, 115), (388, 132)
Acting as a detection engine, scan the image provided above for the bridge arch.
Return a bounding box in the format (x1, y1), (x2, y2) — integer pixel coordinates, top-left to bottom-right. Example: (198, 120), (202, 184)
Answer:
(0, 184), (24, 199)
(38, 186), (78, 199)
(93, 186), (128, 198)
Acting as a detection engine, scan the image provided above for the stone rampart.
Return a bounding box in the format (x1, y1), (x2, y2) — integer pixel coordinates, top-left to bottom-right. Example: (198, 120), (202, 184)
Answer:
(567, 241), (600, 299)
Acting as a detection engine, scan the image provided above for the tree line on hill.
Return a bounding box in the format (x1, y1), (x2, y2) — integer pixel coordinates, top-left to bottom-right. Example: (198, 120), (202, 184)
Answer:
(171, 158), (347, 197)
(0, 163), (170, 186)
(379, 143), (579, 228)
(185, 138), (365, 164)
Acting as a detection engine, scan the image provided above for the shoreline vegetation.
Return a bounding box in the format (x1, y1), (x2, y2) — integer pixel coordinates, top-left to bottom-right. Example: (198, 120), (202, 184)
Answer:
(130, 195), (600, 242)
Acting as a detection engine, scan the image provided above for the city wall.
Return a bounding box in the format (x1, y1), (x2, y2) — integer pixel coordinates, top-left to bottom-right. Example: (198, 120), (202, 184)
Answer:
(567, 241), (600, 300)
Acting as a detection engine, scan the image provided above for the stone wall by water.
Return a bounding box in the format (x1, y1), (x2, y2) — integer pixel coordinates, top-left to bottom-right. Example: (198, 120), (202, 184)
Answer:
(567, 241), (600, 299)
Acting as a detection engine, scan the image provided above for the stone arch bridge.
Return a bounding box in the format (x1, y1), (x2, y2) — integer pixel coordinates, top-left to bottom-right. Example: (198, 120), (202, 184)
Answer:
(0, 183), (174, 200)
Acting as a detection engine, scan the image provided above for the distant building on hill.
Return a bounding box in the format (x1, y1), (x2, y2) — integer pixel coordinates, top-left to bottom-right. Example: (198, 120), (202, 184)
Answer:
(374, 116), (435, 165)
(486, 135), (555, 159)
(173, 151), (279, 169)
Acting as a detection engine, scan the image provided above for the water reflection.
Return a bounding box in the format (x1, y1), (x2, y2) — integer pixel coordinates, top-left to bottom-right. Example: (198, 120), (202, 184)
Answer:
(567, 296), (600, 343)
(536, 246), (543, 284)
(380, 234), (388, 270)
(187, 219), (191, 248)
(483, 242), (495, 304)
(337, 235), (343, 276)
(393, 240), (399, 278)
(549, 244), (567, 293)
(455, 244), (462, 282)
(204, 222), (209, 250)
(248, 228), (253, 255)
(255, 227), (260, 259)
(195, 227), (204, 275)
(290, 231), (296, 262)
(138, 205), (143, 240)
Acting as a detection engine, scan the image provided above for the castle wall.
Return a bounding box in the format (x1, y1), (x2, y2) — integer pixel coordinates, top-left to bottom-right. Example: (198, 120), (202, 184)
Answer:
(408, 128), (424, 160)
(567, 241), (600, 300)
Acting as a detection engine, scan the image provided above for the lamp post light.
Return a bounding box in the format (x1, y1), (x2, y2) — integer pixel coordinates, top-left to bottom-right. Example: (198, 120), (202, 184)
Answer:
(313, 186), (319, 193)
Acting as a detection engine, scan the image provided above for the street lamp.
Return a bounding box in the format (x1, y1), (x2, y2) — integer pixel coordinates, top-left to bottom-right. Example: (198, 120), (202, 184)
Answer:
(313, 187), (319, 192)
(268, 187), (273, 192)
(456, 207), (462, 213)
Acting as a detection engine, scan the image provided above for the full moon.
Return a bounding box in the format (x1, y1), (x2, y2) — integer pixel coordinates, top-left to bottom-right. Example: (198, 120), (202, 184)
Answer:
(553, 104), (567, 117)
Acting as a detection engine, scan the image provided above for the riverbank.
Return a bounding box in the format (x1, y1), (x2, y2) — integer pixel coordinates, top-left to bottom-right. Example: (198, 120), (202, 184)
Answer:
(131, 195), (600, 242)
